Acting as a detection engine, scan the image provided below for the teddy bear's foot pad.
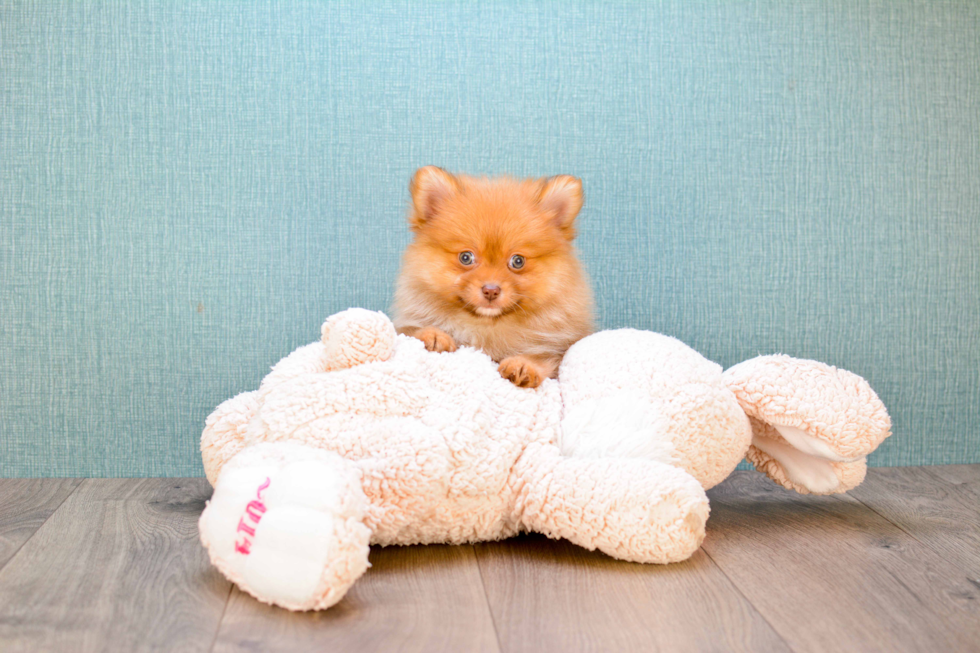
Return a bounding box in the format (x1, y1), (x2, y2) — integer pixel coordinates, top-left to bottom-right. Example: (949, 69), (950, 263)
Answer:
(199, 445), (371, 610)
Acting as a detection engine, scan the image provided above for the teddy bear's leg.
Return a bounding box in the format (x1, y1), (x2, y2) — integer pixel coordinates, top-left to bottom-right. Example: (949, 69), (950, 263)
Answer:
(515, 444), (709, 564)
(282, 415), (455, 545)
(723, 355), (892, 495)
(199, 442), (372, 611)
(201, 391), (260, 487)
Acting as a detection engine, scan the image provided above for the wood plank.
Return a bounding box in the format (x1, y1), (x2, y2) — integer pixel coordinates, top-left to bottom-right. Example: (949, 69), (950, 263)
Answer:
(849, 466), (980, 578)
(213, 543), (500, 653)
(703, 470), (980, 653)
(0, 478), (83, 569)
(926, 464), (980, 501)
(475, 534), (789, 653)
(0, 478), (231, 653)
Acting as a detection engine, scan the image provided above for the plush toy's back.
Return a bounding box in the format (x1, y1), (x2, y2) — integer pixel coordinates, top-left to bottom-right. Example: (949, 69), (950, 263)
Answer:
(558, 328), (752, 489)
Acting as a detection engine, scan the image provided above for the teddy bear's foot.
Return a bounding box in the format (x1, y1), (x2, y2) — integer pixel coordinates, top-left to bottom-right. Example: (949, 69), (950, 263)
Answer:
(199, 442), (372, 611)
(723, 355), (892, 495)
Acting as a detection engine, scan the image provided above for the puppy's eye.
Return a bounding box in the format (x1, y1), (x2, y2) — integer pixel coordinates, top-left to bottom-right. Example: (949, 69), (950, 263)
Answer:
(458, 251), (475, 266)
(509, 254), (525, 270)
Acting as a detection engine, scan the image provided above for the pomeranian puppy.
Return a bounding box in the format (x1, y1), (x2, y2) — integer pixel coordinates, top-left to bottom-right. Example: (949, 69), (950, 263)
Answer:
(392, 166), (594, 388)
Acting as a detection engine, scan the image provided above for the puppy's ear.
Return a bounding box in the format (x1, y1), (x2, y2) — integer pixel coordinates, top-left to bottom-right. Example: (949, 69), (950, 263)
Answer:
(409, 166), (459, 230)
(537, 175), (583, 239)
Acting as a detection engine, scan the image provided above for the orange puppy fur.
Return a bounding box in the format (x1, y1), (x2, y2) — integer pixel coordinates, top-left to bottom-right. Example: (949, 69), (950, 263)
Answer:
(392, 166), (595, 388)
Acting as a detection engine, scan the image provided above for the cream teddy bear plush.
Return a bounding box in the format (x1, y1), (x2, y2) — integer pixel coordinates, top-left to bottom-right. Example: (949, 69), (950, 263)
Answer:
(198, 308), (890, 611)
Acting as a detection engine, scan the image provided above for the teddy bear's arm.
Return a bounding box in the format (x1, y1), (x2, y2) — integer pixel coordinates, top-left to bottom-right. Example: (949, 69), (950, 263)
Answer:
(259, 308), (399, 397)
(514, 443), (709, 564)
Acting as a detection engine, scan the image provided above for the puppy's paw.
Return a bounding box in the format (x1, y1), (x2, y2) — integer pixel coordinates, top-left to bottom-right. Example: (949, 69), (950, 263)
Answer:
(414, 327), (457, 353)
(498, 356), (545, 388)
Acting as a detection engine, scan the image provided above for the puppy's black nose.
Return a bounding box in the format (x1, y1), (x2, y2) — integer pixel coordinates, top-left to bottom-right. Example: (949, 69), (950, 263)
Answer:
(481, 284), (501, 301)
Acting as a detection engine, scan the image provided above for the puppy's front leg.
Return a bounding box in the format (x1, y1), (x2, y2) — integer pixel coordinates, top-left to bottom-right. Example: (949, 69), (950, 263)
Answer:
(497, 354), (560, 389)
(397, 325), (457, 353)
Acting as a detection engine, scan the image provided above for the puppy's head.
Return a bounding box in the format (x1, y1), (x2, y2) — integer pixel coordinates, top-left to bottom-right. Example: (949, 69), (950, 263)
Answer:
(402, 166), (585, 319)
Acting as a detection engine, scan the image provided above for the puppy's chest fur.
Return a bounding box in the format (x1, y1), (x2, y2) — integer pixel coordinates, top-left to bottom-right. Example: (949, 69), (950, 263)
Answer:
(396, 297), (587, 362)
(446, 314), (578, 361)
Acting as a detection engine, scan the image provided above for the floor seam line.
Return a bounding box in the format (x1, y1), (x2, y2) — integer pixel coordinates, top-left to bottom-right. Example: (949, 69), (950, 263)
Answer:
(0, 478), (87, 577)
(206, 582), (235, 653)
(700, 545), (797, 653)
(848, 492), (930, 550)
(473, 544), (506, 653)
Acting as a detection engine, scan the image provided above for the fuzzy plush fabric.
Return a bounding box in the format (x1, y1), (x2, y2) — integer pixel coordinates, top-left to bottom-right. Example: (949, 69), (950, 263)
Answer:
(199, 308), (891, 611)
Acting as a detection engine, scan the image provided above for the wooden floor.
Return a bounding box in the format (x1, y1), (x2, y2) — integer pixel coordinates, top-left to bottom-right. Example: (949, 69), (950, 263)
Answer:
(0, 467), (977, 652)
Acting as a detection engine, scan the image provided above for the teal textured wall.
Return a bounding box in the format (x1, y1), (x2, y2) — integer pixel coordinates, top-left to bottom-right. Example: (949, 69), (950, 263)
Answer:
(1, 1), (978, 477)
